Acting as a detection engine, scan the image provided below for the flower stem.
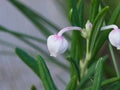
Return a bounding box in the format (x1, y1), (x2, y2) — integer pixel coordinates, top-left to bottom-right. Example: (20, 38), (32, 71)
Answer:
(101, 25), (118, 31)
(80, 39), (90, 78)
(57, 26), (82, 36)
(109, 43), (120, 77)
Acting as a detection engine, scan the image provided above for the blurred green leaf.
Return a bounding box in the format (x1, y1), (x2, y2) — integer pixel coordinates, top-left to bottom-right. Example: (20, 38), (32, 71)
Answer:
(67, 56), (80, 80)
(89, 6), (109, 55)
(103, 81), (120, 90)
(109, 43), (120, 77)
(69, 0), (85, 78)
(66, 75), (77, 90)
(92, 57), (107, 90)
(0, 39), (17, 48)
(82, 77), (120, 90)
(9, 0), (59, 36)
(70, 0), (84, 61)
(102, 0), (120, 25)
(37, 55), (57, 90)
(15, 48), (40, 78)
(102, 77), (120, 87)
(0, 25), (45, 43)
(89, 0), (101, 22)
(77, 62), (96, 89)
(18, 38), (69, 71)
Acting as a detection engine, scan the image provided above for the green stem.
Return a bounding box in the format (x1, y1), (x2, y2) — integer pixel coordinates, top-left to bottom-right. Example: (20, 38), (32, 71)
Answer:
(86, 39), (89, 55)
(109, 43), (120, 77)
(80, 39), (90, 78)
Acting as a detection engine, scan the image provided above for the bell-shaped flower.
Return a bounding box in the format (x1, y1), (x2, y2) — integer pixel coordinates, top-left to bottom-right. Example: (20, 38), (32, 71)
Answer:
(109, 29), (120, 49)
(47, 26), (82, 57)
(101, 25), (120, 49)
(47, 35), (68, 57)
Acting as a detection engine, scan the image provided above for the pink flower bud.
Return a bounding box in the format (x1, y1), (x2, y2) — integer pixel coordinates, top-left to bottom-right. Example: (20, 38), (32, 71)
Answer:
(47, 35), (68, 57)
(85, 20), (92, 30)
(109, 29), (120, 49)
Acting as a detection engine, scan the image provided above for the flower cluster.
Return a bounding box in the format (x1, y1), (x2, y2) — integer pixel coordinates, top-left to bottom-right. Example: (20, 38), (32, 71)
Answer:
(47, 21), (91, 57)
(47, 21), (120, 57)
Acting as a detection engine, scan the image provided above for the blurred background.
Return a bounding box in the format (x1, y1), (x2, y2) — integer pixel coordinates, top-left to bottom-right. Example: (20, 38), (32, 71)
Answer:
(0, 0), (70, 90)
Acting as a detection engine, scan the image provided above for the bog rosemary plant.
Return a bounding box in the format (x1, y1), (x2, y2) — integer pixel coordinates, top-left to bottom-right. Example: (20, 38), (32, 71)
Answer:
(1, 0), (120, 90)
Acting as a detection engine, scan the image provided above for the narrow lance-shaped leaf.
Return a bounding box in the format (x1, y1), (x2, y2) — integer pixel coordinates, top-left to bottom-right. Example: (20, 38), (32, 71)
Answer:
(70, 0), (84, 61)
(92, 57), (107, 90)
(77, 62), (96, 89)
(18, 38), (69, 71)
(76, 0), (84, 60)
(66, 75), (77, 90)
(67, 56), (80, 81)
(0, 25), (45, 43)
(102, 77), (120, 87)
(37, 55), (57, 90)
(15, 48), (40, 78)
(108, 1), (120, 24)
(82, 77), (120, 90)
(89, 6), (109, 53)
(89, 0), (101, 22)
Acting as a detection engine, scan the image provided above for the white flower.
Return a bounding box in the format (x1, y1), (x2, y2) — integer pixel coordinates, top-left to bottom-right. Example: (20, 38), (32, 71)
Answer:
(109, 29), (120, 49)
(47, 26), (82, 57)
(101, 25), (120, 49)
(47, 35), (68, 57)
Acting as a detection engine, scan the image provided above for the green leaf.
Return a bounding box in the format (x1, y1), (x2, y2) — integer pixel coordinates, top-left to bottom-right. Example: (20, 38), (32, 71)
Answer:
(89, 0), (101, 22)
(69, 0), (85, 77)
(0, 25), (45, 43)
(92, 32), (108, 57)
(103, 81), (120, 90)
(89, 6), (109, 54)
(109, 43), (120, 77)
(37, 55), (57, 90)
(66, 75), (77, 90)
(19, 38), (69, 71)
(77, 62), (96, 89)
(70, 0), (84, 61)
(108, 1), (120, 24)
(92, 57), (106, 90)
(15, 48), (40, 78)
(82, 77), (120, 90)
(67, 56), (80, 80)
(102, 77), (120, 87)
